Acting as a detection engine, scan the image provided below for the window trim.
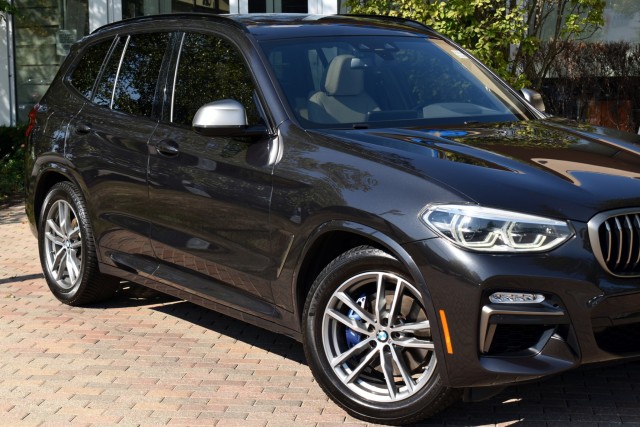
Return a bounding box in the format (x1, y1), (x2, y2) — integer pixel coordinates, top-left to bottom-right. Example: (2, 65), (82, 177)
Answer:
(64, 35), (118, 102)
(109, 35), (130, 110)
(167, 30), (272, 130)
(91, 31), (176, 121)
(170, 33), (186, 124)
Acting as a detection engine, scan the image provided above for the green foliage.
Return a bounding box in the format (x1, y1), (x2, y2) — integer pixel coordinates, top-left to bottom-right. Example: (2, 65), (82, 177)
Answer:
(518, 0), (606, 88)
(0, 0), (17, 21)
(0, 126), (27, 201)
(346, 0), (606, 90)
(429, 0), (532, 87)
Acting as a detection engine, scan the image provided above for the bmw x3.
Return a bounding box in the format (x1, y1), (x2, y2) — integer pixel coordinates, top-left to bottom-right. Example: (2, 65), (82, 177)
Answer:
(25, 13), (640, 425)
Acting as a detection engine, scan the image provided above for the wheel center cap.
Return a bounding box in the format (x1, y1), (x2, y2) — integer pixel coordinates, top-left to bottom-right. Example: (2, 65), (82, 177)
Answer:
(377, 331), (389, 342)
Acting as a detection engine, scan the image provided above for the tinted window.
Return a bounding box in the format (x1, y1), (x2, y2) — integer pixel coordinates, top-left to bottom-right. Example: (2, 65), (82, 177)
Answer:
(93, 37), (126, 107)
(172, 33), (259, 127)
(112, 33), (170, 117)
(69, 38), (114, 100)
(261, 36), (534, 128)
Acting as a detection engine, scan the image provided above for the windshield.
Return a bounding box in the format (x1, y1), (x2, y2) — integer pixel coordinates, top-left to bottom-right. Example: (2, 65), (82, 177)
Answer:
(260, 35), (534, 129)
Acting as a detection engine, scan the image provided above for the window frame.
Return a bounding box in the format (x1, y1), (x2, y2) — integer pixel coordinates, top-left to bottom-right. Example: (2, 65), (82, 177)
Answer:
(68, 29), (178, 122)
(106, 31), (176, 120)
(165, 30), (270, 130)
(64, 35), (118, 102)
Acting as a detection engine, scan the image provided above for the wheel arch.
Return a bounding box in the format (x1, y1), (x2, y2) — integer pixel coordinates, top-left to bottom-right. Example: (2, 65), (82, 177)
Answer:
(294, 220), (456, 411)
(294, 221), (436, 324)
(32, 165), (84, 233)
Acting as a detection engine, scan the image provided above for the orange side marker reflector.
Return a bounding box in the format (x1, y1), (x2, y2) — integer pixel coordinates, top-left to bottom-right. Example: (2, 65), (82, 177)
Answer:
(439, 309), (454, 354)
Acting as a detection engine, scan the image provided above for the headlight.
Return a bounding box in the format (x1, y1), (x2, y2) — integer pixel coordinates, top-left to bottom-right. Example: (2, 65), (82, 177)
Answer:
(422, 204), (574, 252)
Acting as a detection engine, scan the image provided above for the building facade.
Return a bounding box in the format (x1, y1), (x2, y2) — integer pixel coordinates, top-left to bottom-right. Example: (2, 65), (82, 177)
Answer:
(0, 0), (342, 125)
(2, 1), (639, 126)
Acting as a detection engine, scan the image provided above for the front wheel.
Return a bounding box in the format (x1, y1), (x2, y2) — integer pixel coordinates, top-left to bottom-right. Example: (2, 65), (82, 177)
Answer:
(303, 246), (460, 425)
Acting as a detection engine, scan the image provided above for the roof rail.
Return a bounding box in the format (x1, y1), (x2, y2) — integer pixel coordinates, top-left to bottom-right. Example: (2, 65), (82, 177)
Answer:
(92, 13), (248, 34)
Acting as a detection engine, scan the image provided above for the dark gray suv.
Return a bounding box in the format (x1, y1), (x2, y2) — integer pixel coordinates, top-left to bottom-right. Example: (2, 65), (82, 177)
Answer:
(25, 13), (640, 424)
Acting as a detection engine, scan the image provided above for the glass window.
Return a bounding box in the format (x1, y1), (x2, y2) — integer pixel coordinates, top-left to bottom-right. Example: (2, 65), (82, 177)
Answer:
(172, 33), (259, 127)
(260, 36), (534, 128)
(93, 37), (126, 107)
(248, 0), (306, 13)
(122, 0), (173, 18)
(248, 0), (266, 13)
(281, 0), (307, 13)
(170, 0), (229, 14)
(111, 33), (170, 117)
(69, 38), (114, 100)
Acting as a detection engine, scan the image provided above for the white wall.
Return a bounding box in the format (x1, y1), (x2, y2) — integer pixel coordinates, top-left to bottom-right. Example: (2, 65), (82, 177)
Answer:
(89, 0), (122, 32)
(0, 0), (343, 126)
(0, 16), (15, 126)
(308, 0), (337, 14)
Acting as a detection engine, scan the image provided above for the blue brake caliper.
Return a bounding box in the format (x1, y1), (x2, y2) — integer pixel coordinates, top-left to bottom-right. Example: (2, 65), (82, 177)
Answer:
(346, 294), (367, 348)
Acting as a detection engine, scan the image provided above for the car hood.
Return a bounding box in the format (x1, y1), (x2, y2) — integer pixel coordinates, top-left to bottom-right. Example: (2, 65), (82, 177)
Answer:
(312, 119), (640, 222)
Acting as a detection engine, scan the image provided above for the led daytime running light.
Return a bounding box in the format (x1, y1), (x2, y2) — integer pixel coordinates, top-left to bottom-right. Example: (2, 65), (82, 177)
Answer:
(422, 204), (574, 253)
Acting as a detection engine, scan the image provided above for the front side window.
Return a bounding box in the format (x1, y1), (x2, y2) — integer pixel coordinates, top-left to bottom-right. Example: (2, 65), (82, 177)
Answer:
(69, 38), (114, 100)
(171, 32), (259, 127)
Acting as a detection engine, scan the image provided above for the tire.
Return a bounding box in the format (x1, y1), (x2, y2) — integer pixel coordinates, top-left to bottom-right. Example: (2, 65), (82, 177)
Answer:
(302, 246), (461, 425)
(38, 181), (118, 305)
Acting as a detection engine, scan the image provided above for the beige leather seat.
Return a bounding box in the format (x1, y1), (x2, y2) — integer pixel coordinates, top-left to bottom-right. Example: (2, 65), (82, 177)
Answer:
(308, 54), (379, 124)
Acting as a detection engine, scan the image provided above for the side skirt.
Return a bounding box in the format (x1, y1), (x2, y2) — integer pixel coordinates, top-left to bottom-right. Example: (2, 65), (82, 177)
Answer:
(99, 261), (303, 342)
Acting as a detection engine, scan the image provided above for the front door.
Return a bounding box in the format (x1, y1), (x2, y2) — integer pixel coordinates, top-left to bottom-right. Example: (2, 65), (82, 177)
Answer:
(147, 32), (278, 317)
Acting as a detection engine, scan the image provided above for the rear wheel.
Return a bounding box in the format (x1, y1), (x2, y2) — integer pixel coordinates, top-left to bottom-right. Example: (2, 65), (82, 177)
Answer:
(39, 181), (118, 305)
(303, 246), (460, 425)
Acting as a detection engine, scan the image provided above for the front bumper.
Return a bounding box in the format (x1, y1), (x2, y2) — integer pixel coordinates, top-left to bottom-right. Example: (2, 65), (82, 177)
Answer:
(404, 221), (640, 389)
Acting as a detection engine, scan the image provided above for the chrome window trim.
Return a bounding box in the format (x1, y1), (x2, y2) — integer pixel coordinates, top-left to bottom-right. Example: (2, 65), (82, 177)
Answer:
(110, 35), (131, 110)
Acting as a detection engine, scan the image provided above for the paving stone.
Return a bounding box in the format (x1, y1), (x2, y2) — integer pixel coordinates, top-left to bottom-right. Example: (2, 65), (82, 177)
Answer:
(2, 202), (640, 426)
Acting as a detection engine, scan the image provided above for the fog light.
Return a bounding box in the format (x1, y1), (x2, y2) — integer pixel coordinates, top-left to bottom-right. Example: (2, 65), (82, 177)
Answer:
(489, 292), (545, 304)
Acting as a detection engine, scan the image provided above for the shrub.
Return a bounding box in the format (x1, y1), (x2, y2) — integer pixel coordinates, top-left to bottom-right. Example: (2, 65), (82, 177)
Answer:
(0, 125), (27, 201)
(537, 41), (640, 132)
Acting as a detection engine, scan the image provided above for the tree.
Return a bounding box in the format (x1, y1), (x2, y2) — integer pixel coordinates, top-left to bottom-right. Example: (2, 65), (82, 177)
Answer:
(0, 0), (17, 22)
(346, 0), (605, 89)
(515, 0), (606, 89)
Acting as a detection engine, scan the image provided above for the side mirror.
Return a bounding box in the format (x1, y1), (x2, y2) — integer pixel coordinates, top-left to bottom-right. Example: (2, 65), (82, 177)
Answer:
(193, 99), (269, 137)
(520, 88), (546, 113)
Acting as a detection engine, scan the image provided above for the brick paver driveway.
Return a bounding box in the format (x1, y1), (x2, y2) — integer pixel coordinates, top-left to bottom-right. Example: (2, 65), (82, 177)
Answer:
(1, 201), (640, 426)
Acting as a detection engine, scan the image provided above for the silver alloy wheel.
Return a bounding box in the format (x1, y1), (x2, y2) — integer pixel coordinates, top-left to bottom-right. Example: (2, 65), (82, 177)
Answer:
(43, 199), (83, 290)
(322, 271), (437, 403)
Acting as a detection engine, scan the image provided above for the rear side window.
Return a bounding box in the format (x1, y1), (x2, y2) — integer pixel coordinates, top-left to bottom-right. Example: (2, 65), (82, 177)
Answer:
(69, 38), (114, 100)
(93, 37), (126, 107)
(92, 32), (170, 118)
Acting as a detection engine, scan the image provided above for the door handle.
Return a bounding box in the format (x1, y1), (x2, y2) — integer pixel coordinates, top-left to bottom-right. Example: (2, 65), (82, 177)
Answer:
(155, 140), (180, 157)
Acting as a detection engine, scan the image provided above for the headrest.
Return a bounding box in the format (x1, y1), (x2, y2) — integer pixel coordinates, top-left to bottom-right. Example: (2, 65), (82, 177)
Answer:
(324, 55), (364, 96)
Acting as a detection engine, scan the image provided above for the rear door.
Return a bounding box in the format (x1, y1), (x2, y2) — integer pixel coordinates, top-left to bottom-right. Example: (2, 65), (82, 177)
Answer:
(67, 32), (173, 262)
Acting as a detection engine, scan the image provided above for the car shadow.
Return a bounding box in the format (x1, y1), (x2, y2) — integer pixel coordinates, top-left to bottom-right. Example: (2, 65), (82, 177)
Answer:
(97, 283), (640, 426)
(98, 283), (306, 364)
(417, 359), (640, 425)
(0, 273), (44, 285)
